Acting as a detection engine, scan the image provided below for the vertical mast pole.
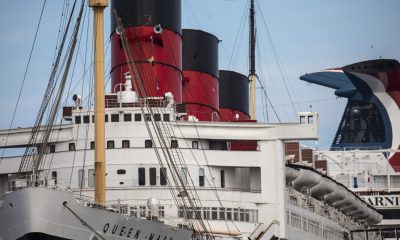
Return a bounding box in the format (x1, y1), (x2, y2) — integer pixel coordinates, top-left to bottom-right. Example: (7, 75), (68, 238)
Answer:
(249, 0), (257, 120)
(89, 0), (108, 206)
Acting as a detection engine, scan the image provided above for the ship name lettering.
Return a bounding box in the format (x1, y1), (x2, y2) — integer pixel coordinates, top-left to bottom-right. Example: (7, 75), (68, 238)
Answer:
(361, 196), (400, 207)
(127, 228), (133, 238)
(120, 226), (126, 236)
(103, 223), (109, 233)
(149, 233), (155, 240)
(112, 224), (118, 234)
(134, 230), (141, 239)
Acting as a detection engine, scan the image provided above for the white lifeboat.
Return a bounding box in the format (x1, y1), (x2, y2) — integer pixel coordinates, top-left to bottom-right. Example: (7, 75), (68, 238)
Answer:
(354, 207), (372, 221)
(365, 211), (382, 225)
(286, 167), (300, 185)
(347, 201), (367, 219)
(292, 169), (321, 191)
(340, 199), (359, 214)
(334, 191), (356, 210)
(324, 185), (347, 205)
(310, 177), (336, 200)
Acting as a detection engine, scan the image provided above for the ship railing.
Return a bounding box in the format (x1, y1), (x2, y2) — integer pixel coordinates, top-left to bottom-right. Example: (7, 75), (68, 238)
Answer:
(74, 195), (191, 228)
(287, 188), (365, 230)
(104, 96), (169, 109)
(6, 176), (73, 193)
(329, 146), (383, 151)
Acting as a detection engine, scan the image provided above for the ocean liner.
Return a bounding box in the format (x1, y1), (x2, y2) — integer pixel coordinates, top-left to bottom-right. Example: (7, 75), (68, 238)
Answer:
(0, 0), (383, 239)
(298, 59), (400, 238)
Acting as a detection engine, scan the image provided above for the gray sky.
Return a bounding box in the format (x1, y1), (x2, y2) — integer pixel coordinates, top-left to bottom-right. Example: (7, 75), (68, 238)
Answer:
(0, 0), (399, 149)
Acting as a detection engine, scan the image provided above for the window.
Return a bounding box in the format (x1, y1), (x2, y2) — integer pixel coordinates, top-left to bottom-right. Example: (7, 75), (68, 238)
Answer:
(233, 208), (239, 221)
(308, 116), (314, 124)
(300, 115), (305, 124)
(140, 206), (146, 217)
(130, 206), (137, 217)
(240, 209), (245, 221)
(138, 168), (146, 186)
(90, 141), (95, 150)
(163, 114), (170, 122)
(51, 171), (57, 185)
(88, 169), (95, 188)
(160, 168), (167, 186)
(105, 114), (108, 122)
(111, 114), (119, 122)
(159, 206), (165, 217)
(92, 115), (95, 123)
(83, 115), (90, 123)
(75, 116), (81, 124)
(203, 207), (210, 220)
(226, 208), (232, 220)
(220, 170), (225, 188)
(144, 114), (151, 121)
(145, 140), (153, 148)
(154, 114), (161, 121)
(178, 206), (184, 218)
(107, 140), (115, 149)
(150, 168), (156, 186)
(124, 113), (132, 122)
(78, 169), (85, 188)
(49, 144), (56, 153)
(192, 141), (199, 149)
(171, 140), (178, 148)
(245, 209), (250, 222)
(181, 167), (188, 185)
(199, 168), (205, 187)
(117, 169), (126, 175)
(209, 141), (228, 150)
(219, 208), (226, 220)
(122, 140), (130, 148)
(211, 207), (218, 220)
(134, 113), (141, 122)
(69, 143), (76, 151)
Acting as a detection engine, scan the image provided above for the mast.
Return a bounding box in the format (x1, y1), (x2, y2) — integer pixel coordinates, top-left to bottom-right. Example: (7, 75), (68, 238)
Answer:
(89, 0), (108, 206)
(249, 0), (257, 120)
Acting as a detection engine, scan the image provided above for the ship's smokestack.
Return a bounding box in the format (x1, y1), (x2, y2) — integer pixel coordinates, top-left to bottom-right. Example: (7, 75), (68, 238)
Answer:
(219, 70), (250, 121)
(182, 29), (219, 121)
(110, 0), (182, 102)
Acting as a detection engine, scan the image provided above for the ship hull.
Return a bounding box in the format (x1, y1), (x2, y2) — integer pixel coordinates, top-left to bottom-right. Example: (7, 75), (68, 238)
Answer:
(0, 188), (192, 240)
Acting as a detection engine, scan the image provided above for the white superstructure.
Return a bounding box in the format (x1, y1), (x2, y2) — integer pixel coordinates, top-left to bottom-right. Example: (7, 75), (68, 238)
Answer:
(0, 93), (381, 239)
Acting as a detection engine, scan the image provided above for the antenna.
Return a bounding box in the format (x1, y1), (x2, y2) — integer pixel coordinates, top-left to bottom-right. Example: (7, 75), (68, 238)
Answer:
(249, 0), (257, 119)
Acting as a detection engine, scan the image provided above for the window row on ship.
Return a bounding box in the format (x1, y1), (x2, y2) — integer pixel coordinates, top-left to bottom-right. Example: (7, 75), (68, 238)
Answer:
(74, 113), (171, 124)
(113, 204), (258, 223)
(46, 138), (256, 153)
(286, 210), (345, 240)
(51, 166), (229, 189)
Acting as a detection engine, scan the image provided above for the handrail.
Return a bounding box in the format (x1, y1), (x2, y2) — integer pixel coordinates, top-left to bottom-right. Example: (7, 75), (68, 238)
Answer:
(249, 220), (279, 240)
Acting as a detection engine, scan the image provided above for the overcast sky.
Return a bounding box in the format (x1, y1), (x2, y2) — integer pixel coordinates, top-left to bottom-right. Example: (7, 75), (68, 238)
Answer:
(0, 0), (399, 149)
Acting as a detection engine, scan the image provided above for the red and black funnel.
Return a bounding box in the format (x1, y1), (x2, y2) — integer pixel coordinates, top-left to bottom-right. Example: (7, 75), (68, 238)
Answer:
(182, 29), (219, 121)
(111, 0), (183, 102)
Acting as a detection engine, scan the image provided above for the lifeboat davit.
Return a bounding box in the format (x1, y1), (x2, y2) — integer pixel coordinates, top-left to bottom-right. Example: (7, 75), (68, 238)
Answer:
(286, 167), (300, 185)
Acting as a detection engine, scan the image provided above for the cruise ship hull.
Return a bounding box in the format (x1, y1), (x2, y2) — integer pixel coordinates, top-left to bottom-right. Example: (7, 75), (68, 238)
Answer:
(0, 188), (192, 240)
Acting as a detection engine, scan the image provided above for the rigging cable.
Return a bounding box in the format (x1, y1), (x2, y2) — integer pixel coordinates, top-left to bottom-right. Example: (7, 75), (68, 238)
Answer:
(255, 34), (281, 122)
(256, 0), (298, 119)
(227, 0), (249, 70)
(0, 0), (47, 164)
(18, 0), (79, 173)
(114, 10), (214, 237)
(32, 0), (85, 173)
